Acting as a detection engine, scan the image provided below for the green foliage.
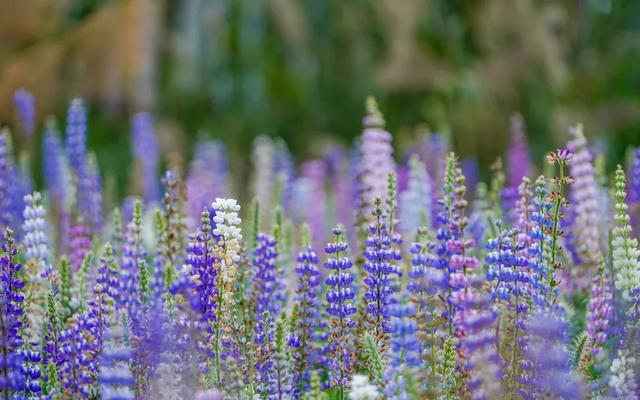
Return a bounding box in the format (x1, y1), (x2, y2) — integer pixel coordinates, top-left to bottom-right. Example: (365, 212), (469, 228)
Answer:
(251, 198), (260, 250)
(437, 336), (461, 399)
(362, 333), (384, 386)
(76, 251), (94, 312)
(569, 332), (588, 369)
(303, 370), (328, 400)
(58, 258), (72, 321)
(385, 172), (398, 233)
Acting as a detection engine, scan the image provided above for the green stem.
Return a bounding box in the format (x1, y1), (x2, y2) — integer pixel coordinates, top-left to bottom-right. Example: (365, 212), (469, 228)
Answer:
(549, 164), (566, 300)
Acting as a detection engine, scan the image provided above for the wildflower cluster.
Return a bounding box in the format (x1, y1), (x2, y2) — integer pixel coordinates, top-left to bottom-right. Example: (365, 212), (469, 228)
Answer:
(0, 91), (638, 399)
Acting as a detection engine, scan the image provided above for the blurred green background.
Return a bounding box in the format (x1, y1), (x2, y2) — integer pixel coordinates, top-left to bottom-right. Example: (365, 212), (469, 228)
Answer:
(1, 0), (639, 194)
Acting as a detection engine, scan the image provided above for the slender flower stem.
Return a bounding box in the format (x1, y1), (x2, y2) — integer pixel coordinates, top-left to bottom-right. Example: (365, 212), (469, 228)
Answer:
(550, 163), (565, 267)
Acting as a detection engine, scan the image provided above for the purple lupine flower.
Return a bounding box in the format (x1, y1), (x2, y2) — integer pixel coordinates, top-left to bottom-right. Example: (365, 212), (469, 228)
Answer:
(421, 133), (448, 187)
(0, 132), (15, 231)
(501, 187), (520, 227)
(386, 302), (420, 368)
(65, 98), (88, 176)
(566, 125), (603, 290)
(484, 220), (530, 396)
(400, 155), (432, 235)
(185, 140), (229, 227)
(324, 226), (357, 391)
(406, 228), (447, 391)
(485, 220), (525, 303)
(292, 244), (321, 394)
(422, 133), (449, 225)
(99, 322), (134, 400)
(254, 312), (293, 398)
(526, 176), (555, 309)
(43, 118), (72, 212)
(65, 98), (101, 231)
(521, 311), (584, 399)
(300, 160), (328, 253)
(461, 157), (480, 197)
(396, 163), (408, 194)
(407, 234), (445, 311)
(22, 191), (52, 279)
(84, 153), (104, 232)
(69, 220), (92, 272)
(149, 244), (166, 298)
(254, 311), (275, 397)
(0, 228), (28, 397)
(13, 88), (36, 137)
(0, 131), (30, 238)
(130, 302), (171, 394)
(434, 153), (479, 335)
(627, 148), (640, 238)
(358, 97), (395, 212)
(383, 302), (421, 400)
(363, 197), (401, 343)
(131, 112), (160, 204)
(459, 275), (503, 400)
(506, 114), (531, 188)
(252, 233), (285, 319)
(19, 343), (42, 397)
(586, 268), (613, 357)
(629, 148), (640, 203)
(181, 208), (218, 332)
(85, 284), (109, 365)
(97, 243), (120, 304)
(120, 201), (146, 317)
(10, 164), (30, 237)
(58, 315), (101, 397)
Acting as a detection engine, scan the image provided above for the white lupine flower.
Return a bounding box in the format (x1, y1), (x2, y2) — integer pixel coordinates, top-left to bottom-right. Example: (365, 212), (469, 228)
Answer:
(612, 166), (640, 302)
(212, 198), (243, 241)
(22, 191), (51, 279)
(609, 350), (638, 399)
(348, 374), (380, 400)
(212, 198), (243, 276)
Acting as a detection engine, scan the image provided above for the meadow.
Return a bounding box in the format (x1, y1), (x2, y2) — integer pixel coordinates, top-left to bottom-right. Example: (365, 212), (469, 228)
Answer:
(0, 91), (639, 399)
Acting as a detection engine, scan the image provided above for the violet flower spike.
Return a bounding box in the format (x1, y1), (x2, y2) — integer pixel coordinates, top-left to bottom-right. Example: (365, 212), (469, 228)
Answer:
(131, 112), (161, 205)
(13, 88), (36, 137)
(0, 228), (28, 397)
(292, 243), (322, 395)
(363, 197), (401, 346)
(324, 226), (357, 393)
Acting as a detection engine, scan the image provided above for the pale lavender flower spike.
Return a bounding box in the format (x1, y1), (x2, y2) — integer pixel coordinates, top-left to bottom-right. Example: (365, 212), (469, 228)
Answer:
(566, 124), (603, 291)
(507, 113), (531, 188)
(360, 96), (395, 208)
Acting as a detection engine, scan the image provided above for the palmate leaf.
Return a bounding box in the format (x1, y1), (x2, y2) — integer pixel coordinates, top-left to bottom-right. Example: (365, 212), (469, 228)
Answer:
(568, 331), (588, 369)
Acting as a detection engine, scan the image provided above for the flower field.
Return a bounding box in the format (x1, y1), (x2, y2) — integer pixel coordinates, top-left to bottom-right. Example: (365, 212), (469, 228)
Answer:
(1, 92), (639, 399)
